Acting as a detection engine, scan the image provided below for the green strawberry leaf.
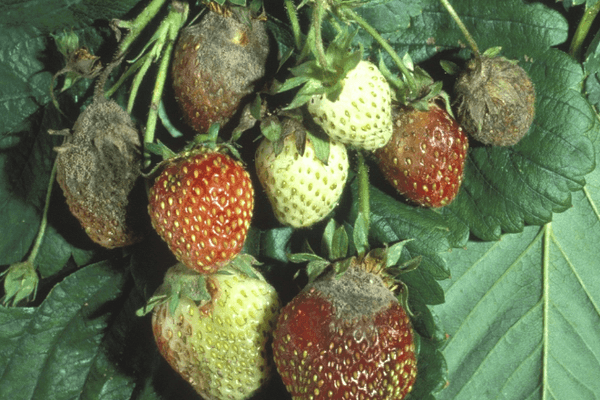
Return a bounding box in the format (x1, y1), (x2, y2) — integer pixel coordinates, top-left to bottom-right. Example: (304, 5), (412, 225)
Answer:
(0, 260), (129, 398)
(433, 149), (600, 398)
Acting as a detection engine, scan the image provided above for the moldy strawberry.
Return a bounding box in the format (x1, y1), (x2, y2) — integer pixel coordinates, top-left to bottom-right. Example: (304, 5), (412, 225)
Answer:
(454, 51), (535, 146)
(51, 59), (143, 248)
(171, 6), (270, 134)
(273, 252), (417, 399)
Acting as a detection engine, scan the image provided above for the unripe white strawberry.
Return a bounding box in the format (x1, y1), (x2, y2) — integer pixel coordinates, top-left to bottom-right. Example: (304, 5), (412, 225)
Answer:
(255, 119), (349, 228)
(151, 264), (281, 400)
(308, 60), (393, 151)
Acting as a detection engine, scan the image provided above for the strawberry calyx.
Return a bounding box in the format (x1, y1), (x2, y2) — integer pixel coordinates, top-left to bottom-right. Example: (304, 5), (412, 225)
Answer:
(288, 217), (419, 312)
(137, 254), (264, 317)
(278, 26), (362, 111)
(143, 124), (247, 179)
(259, 109), (331, 164)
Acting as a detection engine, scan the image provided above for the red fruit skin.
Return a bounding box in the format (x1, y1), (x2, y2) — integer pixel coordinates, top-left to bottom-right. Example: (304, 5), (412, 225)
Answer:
(375, 104), (468, 208)
(273, 268), (417, 399)
(171, 11), (269, 133)
(148, 150), (254, 274)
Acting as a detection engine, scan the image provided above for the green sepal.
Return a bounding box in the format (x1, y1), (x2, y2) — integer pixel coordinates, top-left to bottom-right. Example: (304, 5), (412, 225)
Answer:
(331, 224), (349, 260)
(144, 140), (177, 160)
(136, 263), (211, 317)
(287, 252), (326, 264)
(321, 219), (337, 258)
(281, 27), (363, 110)
(385, 239), (415, 268)
(306, 259), (332, 283)
(227, 253), (264, 281)
(305, 128), (330, 165)
(2, 261), (39, 306)
(482, 46), (503, 58)
(440, 60), (460, 75)
(260, 116), (283, 143)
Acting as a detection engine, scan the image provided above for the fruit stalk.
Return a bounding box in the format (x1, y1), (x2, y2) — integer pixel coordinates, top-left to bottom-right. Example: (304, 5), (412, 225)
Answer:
(2, 158), (58, 305)
(112, 0), (169, 59)
(311, 0), (329, 70)
(356, 151), (370, 236)
(284, 0), (302, 51)
(570, 1), (600, 59)
(439, 0), (480, 57)
(144, 2), (188, 157)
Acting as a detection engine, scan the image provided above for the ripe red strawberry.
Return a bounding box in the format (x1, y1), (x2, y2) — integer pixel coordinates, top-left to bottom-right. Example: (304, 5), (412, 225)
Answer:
(148, 148), (253, 273)
(374, 103), (468, 208)
(273, 255), (417, 399)
(171, 8), (270, 133)
(151, 263), (281, 400)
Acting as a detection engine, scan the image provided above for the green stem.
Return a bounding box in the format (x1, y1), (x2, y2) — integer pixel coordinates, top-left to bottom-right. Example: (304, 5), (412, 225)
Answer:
(570, 1), (600, 60)
(105, 52), (149, 98)
(127, 52), (154, 113)
(341, 7), (418, 96)
(356, 151), (370, 235)
(439, 0), (480, 57)
(28, 159), (58, 264)
(312, 1), (329, 70)
(285, 0), (302, 51)
(144, 2), (188, 167)
(113, 0), (169, 59)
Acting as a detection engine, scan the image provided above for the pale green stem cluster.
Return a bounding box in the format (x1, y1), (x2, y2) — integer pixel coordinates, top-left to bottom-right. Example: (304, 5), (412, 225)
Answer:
(106, 1), (189, 167)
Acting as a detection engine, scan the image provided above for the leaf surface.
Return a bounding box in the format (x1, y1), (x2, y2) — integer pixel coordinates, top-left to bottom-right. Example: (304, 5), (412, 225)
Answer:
(434, 161), (600, 399)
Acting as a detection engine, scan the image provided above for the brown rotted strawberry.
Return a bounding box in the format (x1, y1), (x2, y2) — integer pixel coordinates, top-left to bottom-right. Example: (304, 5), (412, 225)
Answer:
(439, 1), (536, 146)
(147, 147), (253, 273)
(51, 59), (143, 249)
(374, 103), (468, 208)
(171, 7), (270, 134)
(273, 251), (417, 399)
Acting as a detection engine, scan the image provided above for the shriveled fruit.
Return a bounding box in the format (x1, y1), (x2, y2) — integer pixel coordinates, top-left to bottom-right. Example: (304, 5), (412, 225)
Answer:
(375, 103), (468, 208)
(255, 118), (349, 228)
(308, 60), (393, 151)
(171, 9), (270, 134)
(273, 255), (417, 399)
(454, 55), (535, 146)
(52, 95), (142, 248)
(148, 148), (253, 273)
(152, 264), (281, 400)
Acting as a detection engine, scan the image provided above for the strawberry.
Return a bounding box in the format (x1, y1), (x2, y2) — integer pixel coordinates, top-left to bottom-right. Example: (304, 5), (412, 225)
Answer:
(148, 148), (253, 273)
(374, 103), (468, 208)
(51, 74), (143, 249)
(308, 60), (393, 151)
(272, 254), (417, 399)
(454, 54), (535, 147)
(151, 263), (281, 400)
(255, 118), (349, 228)
(171, 8), (270, 134)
